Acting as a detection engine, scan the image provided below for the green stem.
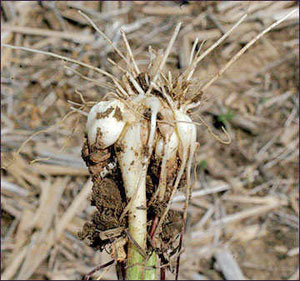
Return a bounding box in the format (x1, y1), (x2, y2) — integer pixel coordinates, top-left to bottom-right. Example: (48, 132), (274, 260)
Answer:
(126, 246), (145, 280)
(126, 250), (157, 280)
(125, 171), (147, 280)
(116, 123), (148, 280)
(144, 252), (157, 280)
(117, 122), (158, 280)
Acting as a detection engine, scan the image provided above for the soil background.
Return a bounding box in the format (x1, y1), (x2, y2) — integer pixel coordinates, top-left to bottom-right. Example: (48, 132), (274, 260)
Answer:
(1, 1), (299, 280)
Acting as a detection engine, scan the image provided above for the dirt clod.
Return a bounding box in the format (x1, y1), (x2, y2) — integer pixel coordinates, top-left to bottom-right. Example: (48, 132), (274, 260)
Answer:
(96, 106), (114, 119)
(79, 136), (127, 250)
(113, 106), (123, 121)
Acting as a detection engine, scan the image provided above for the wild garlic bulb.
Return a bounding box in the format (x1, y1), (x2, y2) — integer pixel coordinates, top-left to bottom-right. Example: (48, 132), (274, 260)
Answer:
(86, 99), (126, 148)
(175, 110), (197, 162)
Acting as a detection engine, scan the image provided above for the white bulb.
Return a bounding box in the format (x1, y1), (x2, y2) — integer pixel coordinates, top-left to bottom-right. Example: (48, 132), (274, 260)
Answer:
(174, 110), (197, 160)
(86, 99), (126, 148)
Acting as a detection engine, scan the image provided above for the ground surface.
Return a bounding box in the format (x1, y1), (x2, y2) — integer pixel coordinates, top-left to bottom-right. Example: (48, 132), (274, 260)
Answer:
(1, 1), (299, 280)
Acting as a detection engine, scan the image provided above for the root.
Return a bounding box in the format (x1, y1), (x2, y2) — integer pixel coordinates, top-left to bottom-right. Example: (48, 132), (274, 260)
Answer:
(198, 115), (232, 144)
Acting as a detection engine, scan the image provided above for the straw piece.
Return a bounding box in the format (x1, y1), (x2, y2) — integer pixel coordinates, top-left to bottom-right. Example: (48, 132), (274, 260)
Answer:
(142, 5), (191, 16)
(1, 24), (94, 43)
(32, 163), (89, 176)
(1, 246), (28, 280)
(172, 183), (230, 203)
(214, 248), (246, 280)
(211, 202), (283, 226)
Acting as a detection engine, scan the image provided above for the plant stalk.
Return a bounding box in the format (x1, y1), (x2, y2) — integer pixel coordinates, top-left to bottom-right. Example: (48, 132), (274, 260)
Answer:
(116, 123), (155, 280)
(126, 172), (147, 280)
(144, 252), (157, 280)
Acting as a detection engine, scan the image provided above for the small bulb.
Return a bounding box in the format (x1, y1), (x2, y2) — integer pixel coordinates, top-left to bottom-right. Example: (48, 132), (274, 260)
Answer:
(174, 110), (196, 160)
(86, 99), (126, 148)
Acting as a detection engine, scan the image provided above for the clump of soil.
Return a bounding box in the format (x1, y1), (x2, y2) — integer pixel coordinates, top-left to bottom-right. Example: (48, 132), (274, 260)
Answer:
(91, 177), (125, 230)
(147, 155), (186, 211)
(79, 137), (127, 250)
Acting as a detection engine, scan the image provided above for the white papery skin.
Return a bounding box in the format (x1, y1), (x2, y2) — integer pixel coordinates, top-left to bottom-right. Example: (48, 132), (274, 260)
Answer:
(86, 99), (126, 148)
